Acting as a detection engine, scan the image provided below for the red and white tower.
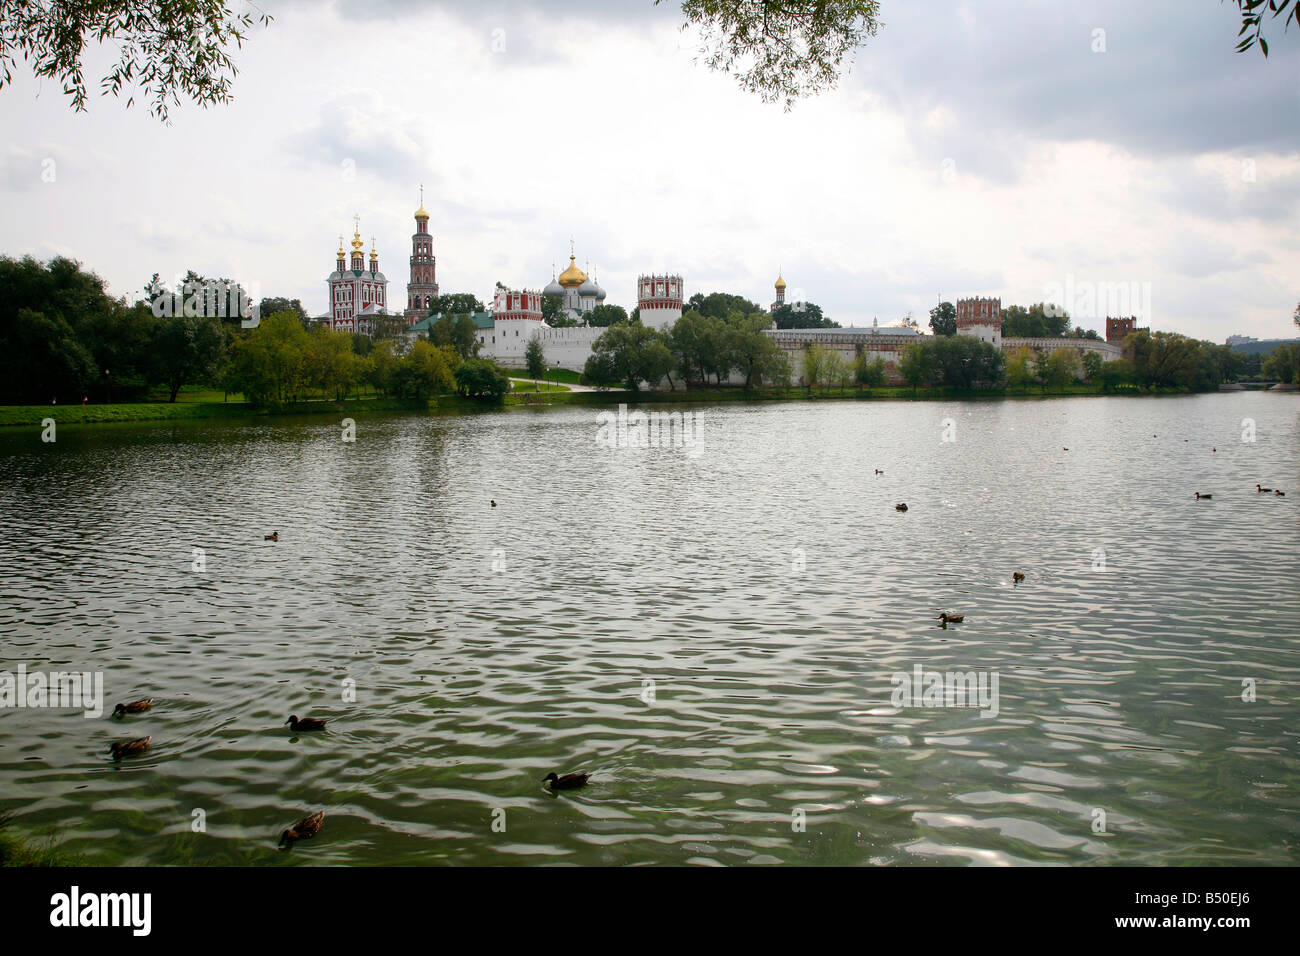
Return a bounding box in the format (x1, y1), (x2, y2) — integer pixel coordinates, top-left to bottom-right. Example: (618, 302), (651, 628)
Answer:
(637, 273), (684, 330)
(405, 186), (439, 324)
(492, 287), (544, 364)
(955, 296), (1002, 348)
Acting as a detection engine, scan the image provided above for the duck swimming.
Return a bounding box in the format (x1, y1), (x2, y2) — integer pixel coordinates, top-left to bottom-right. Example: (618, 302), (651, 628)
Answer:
(279, 810), (324, 845)
(544, 771), (591, 790)
(112, 698), (152, 717)
(109, 736), (150, 760)
(264, 531), (279, 541)
(938, 613), (964, 625)
(286, 715), (327, 731)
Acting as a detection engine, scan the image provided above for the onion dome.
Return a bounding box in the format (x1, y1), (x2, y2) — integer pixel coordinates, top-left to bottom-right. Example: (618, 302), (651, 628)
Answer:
(558, 255), (587, 288)
(337, 237), (345, 258)
(351, 226), (364, 254)
(544, 278), (565, 297)
(592, 272), (607, 301)
(414, 202), (429, 221)
(577, 275), (599, 298)
(775, 273), (787, 291)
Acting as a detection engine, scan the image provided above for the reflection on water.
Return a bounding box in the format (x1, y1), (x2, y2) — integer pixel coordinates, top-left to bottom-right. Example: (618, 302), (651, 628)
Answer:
(0, 392), (1297, 866)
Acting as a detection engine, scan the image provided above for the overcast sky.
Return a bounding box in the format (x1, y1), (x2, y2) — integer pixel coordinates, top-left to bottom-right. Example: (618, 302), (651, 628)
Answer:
(1, 0), (1296, 339)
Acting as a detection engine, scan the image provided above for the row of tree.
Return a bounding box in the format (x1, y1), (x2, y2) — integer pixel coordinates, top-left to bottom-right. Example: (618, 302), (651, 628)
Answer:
(928, 300), (1101, 339)
(225, 312), (509, 405)
(580, 309), (795, 391)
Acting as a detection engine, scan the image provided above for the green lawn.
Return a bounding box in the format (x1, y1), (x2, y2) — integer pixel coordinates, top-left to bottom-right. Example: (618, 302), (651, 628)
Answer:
(508, 378), (571, 393)
(537, 367), (584, 385)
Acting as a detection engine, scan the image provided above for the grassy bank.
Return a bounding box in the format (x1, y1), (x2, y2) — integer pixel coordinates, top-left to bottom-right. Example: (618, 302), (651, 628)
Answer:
(0, 395), (476, 428)
(1, 380), (1238, 428)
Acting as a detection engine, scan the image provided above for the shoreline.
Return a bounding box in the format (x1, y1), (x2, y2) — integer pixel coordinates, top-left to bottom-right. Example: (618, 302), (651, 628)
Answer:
(0, 383), (1288, 430)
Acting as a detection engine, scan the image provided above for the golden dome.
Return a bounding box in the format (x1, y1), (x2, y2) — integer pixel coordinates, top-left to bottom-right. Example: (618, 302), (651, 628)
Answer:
(775, 274), (787, 291)
(351, 228), (364, 254)
(414, 204), (430, 221)
(558, 255), (587, 288)
(337, 236), (345, 258)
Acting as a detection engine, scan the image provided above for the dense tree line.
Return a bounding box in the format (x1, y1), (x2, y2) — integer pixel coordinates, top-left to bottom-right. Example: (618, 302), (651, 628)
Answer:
(581, 308), (792, 390)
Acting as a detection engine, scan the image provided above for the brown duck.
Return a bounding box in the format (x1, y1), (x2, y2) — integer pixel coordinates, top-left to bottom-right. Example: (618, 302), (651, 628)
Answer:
(279, 810), (324, 845)
(113, 698), (153, 717)
(938, 613), (964, 625)
(264, 531), (279, 541)
(109, 736), (151, 760)
(286, 715), (327, 731)
(1012, 572), (1025, 584)
(544, 771), (591, 791)
(895, 503), (908, 512)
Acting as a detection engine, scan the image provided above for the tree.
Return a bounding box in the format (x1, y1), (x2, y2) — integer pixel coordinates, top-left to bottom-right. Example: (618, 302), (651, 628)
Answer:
(305, 324), (364, 401)
(393, 340), (456, 400)
(1005, 346), (1035, 390)
(0, 0), (272, 121)
(429, 292), (485, 316)
(257, 297), (307, 326)
(1081, 350), (1103, 384)
(1001, 302), (1070, 338)
(365, 337), (402, 397)
(928, 301), (957, 337)
(897, 342), (930, 393)
(585, 323), (673, 391)
(1263, 342), (1300, 384)
(587, 304), (629, 327)
(772, 300), (838, 329)
(930, 335), (1004, 389)
(454, 357), (510, 400)
(1038, 347), (1082, 393)
(1230, 0), (1299, 55)
(854, 353), (887, 387)
(726, 310), (787, 387)
(822, 350), (851, 393)
(0, 254), (145, 403)
(525, 337), (546, 381)
(227, 310), (311, 406)
(688, 291), (764, 320)
(800, 342), (830, 392)
(430, 313), (480, 359)
(542, 294), (575, 327)
(666, 0), (882, 109)
(1097, 359), (1135, 392)
(148, 313), (225, 401)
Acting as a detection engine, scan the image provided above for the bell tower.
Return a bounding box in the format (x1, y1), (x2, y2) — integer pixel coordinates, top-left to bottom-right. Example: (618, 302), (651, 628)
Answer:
(406, 185), (439, 324)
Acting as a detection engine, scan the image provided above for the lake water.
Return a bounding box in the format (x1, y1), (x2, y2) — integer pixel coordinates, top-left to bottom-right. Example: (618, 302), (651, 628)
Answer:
(1, 392), (1297, 866)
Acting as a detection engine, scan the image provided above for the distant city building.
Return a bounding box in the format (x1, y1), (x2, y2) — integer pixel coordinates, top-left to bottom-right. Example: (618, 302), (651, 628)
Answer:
(1226, 334), (1258, 346)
